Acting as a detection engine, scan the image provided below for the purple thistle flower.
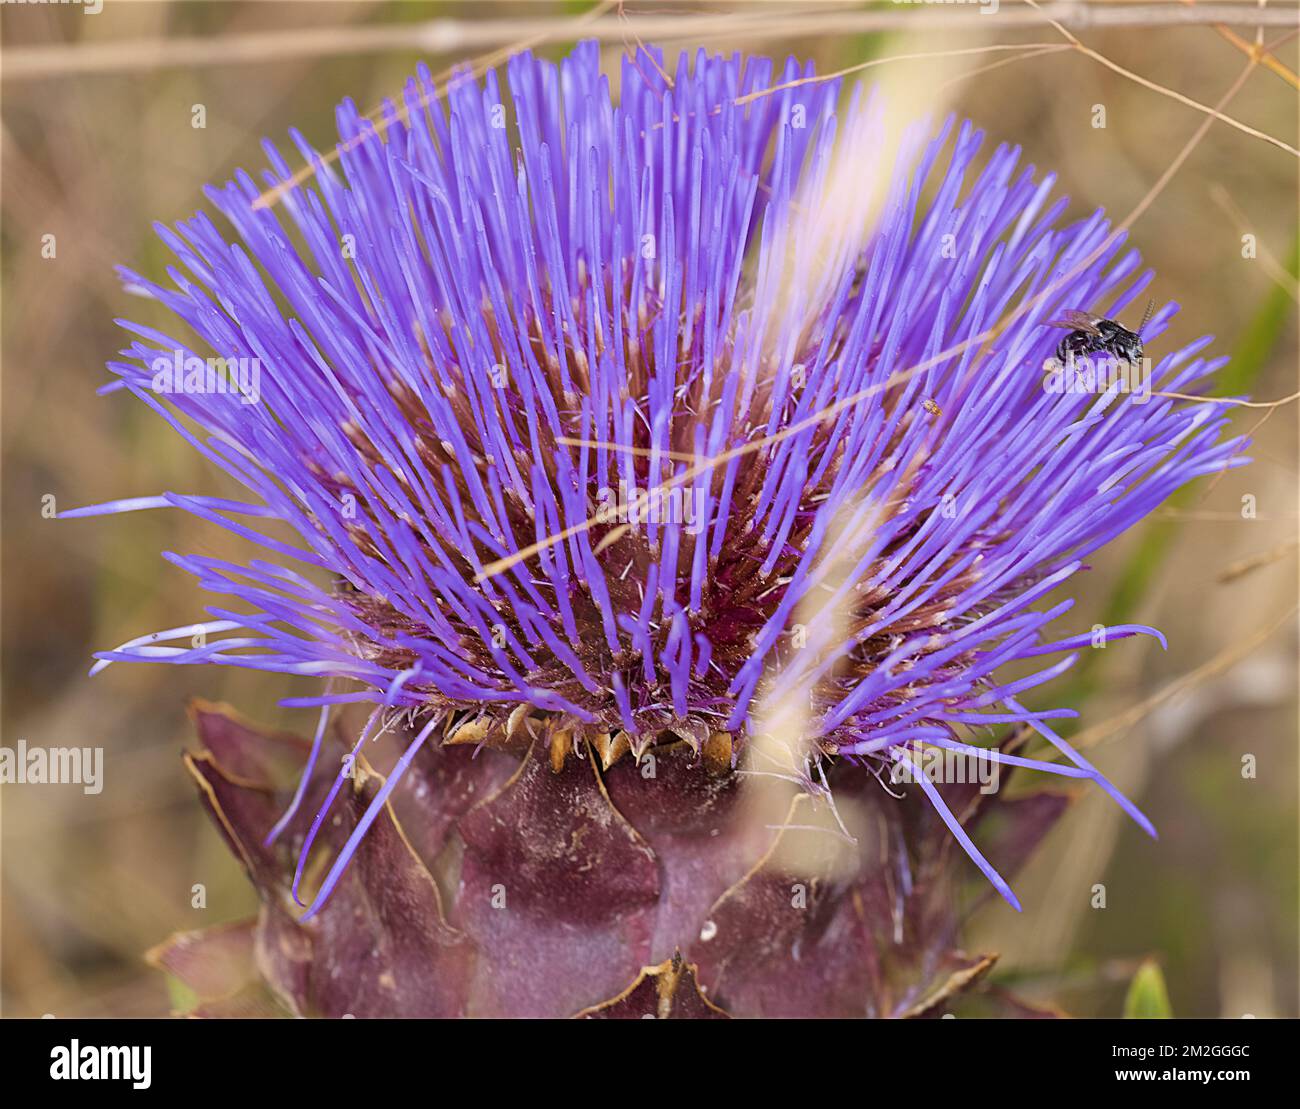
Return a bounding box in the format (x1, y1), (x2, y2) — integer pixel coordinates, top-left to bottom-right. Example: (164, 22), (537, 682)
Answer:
(75, 42), (1246, 924)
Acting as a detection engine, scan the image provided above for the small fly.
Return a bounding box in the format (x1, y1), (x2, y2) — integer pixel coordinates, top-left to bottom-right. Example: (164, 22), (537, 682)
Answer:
(1046, 300), (1154, 367)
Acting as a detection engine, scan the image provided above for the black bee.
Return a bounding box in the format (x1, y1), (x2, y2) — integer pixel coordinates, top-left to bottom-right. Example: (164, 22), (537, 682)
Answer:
(1046, 300), (1154, 366)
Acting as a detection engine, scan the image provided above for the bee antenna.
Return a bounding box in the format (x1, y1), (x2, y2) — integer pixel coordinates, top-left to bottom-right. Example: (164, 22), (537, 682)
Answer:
(1139, 298), (1155, 334)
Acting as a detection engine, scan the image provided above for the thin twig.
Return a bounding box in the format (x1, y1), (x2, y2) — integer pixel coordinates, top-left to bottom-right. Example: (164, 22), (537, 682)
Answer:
(4, 4), (1298, 80)
(1153, 509), (1286, 521)
(1217, 541), (1300, 583)
(932, 42), (1074, 93)
(1179, 0), (1300, 87)
(1149, 388), (1300, 408)
(733, 41), (1072, 105)
(1025, 0), (1299, 156)
(1064, 602), (1298, 752)
(1208, 183), (1300, 303)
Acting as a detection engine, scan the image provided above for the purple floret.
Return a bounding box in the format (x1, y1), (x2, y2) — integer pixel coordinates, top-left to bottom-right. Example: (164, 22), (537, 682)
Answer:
(72, 43), (1248, 910)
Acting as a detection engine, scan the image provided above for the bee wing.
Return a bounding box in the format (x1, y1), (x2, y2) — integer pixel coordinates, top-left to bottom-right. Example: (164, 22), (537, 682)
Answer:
(1044, 309), (1102, 335)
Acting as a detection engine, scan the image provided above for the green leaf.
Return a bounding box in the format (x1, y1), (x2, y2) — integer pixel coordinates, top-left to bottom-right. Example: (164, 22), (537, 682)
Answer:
(164, 973), (200, 1015)
(1124, 959), (1173, 1019)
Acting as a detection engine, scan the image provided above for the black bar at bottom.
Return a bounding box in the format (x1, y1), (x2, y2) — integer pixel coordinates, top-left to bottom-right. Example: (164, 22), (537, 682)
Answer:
(0, 1015), (1289, 1095)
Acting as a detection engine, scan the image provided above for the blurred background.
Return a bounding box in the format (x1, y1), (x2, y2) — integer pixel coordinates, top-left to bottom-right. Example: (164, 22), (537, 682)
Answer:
(1, 0), (1296, 1017)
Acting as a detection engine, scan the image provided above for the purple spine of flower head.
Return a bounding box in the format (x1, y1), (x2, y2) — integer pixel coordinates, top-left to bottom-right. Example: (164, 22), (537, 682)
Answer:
(70, 43), (1248, 912)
